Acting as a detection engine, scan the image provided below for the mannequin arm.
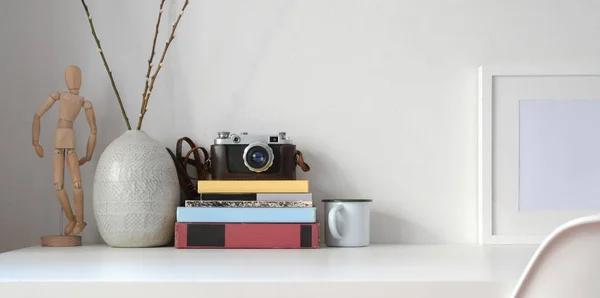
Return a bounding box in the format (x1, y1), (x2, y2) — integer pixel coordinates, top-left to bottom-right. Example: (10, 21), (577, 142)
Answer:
(32, 92), (60, 157)
(79, 100), (97, 165)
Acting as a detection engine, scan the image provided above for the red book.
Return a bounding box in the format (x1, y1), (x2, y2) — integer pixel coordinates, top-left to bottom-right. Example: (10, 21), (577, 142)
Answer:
(175, 222), (319, 249)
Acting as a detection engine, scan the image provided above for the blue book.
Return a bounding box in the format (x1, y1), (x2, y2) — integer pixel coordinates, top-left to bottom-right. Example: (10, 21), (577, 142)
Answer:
(176, 207), (316, 223)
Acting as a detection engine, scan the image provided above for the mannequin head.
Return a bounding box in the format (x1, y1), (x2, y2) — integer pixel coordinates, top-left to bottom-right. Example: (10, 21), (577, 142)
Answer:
(65, 65), (81, 93)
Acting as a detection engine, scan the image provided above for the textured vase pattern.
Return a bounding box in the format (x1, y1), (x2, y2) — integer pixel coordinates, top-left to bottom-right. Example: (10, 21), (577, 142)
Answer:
(93, 130), (180, 247)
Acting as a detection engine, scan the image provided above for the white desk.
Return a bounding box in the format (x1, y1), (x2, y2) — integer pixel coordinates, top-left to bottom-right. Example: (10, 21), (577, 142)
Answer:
(0, 244), (537, 298)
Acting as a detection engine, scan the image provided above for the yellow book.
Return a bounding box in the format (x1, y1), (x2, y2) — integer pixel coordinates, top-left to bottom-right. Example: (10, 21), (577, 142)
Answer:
(197, 180), (309, 193)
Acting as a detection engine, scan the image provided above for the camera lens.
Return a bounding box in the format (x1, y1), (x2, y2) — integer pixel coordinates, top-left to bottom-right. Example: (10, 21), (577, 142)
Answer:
(243, 142), (274, 173)
(246, 147), (268, 168)
(251, 151), (265, 164)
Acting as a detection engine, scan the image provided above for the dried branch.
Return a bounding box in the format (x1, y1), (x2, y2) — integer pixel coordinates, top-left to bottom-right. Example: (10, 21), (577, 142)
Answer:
(136, 0), (190, 130)
(80, 0), (132, 130)
(140, 0), (166, 122)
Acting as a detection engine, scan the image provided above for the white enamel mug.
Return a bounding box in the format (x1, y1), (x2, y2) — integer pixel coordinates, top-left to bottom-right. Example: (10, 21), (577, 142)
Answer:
(322, 199), (372, 247)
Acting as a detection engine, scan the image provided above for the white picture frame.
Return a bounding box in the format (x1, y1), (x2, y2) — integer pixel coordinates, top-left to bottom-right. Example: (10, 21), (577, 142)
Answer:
(478, 63), (600, 245)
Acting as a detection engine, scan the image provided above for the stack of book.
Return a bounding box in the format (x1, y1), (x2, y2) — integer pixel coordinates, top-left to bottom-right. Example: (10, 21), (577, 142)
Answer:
(174, 180), (319, 249)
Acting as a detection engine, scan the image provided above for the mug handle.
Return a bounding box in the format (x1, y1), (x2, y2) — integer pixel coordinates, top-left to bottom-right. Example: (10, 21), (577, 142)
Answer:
(328, 205), (343, 240)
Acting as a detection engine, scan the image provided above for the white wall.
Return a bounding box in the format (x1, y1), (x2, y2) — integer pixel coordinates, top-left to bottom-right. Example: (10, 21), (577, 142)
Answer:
(1, 0), (600, 252)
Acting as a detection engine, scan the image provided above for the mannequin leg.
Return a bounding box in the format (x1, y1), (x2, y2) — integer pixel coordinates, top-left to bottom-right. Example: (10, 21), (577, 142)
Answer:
(54, 149), (76, 235)
(66, 149), (86, 235)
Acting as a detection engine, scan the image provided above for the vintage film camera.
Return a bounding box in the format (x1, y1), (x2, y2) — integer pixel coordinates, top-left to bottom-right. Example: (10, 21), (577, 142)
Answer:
(210, 131), (310, 180)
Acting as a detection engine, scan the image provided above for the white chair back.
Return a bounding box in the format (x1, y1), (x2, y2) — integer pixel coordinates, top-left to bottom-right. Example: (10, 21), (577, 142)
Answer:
(511, 214), (600, 298)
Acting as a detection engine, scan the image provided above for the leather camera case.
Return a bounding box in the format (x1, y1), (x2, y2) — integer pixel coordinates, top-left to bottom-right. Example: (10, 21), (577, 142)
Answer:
(210, 143), (299, 180)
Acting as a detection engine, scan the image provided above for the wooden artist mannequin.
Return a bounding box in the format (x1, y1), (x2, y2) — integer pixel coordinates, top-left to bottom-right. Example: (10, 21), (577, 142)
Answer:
(32, 65), (97, 245)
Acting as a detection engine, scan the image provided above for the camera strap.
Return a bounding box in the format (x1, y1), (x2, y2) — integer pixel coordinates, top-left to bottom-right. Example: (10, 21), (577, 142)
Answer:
(177, 137), (210, 181)
(167, 137), (210, 202)
(296, 150), (310, 172)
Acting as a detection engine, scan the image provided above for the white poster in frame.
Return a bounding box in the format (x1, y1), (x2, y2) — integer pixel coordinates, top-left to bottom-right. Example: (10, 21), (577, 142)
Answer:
(478, 63), (600, 245)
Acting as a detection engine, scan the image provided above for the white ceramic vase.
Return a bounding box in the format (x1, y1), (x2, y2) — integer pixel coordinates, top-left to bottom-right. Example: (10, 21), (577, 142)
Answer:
(92, 130), (180, 247)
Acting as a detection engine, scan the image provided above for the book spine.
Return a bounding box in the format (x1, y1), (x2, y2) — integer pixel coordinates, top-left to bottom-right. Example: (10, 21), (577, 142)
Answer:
(184, 200), (313, 208)
(257, 193), (313, 201)
(176, 207), (316, 223)
(197, 180), (309, 193)
(200, 193), (257, 201)
(198, 193), (313, 202)
(175, 222), (320, 248)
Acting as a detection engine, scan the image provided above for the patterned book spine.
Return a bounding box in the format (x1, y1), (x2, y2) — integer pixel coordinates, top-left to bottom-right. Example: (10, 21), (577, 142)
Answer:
(184, 200), (313, 208)
(176, 207), (316, 223)
(175, 222), (320, 248)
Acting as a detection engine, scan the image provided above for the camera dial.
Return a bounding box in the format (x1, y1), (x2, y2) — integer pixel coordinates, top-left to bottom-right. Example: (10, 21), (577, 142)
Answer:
(243, 142), (274, 173)
(230, 134), (241, 143)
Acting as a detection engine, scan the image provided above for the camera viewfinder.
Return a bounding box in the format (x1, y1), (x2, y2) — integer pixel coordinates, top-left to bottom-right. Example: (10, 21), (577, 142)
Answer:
(269, 136), (278, 143)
